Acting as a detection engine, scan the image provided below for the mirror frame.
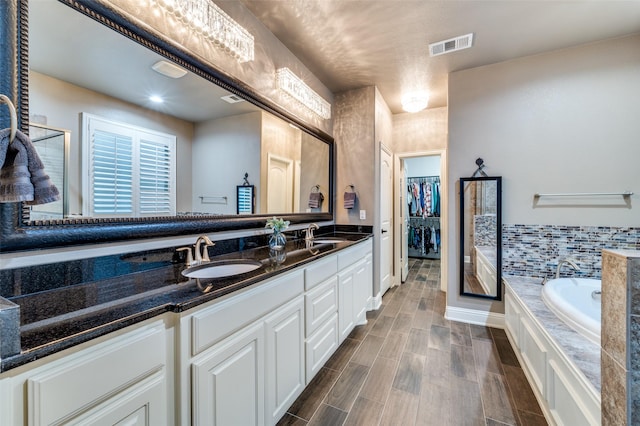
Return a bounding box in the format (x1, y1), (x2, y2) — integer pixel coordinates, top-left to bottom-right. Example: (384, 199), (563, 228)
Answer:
(459, 176), (502, 301)
(0, 0), (334, 252)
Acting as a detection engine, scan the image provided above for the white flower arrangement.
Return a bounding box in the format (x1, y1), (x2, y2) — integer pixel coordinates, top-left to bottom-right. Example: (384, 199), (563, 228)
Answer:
(265, 217), (290, 233)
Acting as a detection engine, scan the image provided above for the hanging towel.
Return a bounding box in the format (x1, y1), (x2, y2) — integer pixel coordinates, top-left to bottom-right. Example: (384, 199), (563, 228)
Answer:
(0, 129), (60, 204)
(344, 191), (356, 209)
(308, 191), (324, 208)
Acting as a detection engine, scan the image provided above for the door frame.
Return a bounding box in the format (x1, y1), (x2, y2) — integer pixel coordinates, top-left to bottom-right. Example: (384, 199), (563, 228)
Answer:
(378, 143), (394, 298)
(394, 150), (448, 292)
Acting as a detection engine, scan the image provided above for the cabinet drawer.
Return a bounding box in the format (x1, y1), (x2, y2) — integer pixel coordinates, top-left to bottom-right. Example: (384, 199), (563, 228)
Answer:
(305, 313), (339, 383)
(305, 255), (337, 290)
(305, 276), (338, 335)
(337, 241), (371, 271)
(27, 321), (166, 426)
(191, 269), (303, 355)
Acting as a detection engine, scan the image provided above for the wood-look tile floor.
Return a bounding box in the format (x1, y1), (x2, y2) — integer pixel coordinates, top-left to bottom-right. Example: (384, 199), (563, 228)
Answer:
(278, 259), (548, 426)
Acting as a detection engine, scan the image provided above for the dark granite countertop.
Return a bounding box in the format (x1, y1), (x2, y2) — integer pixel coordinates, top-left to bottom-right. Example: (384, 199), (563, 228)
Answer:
(0, 231), (372, 372)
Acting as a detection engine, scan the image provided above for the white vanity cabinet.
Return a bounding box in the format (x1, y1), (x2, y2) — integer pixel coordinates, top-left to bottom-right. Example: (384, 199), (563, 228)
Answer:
(337, 241), (373, 343)
(0, 238), (374, 426)
(264, 296), (305, 425)
(185, 269), (305, 426)
(0, 318), (172, 426)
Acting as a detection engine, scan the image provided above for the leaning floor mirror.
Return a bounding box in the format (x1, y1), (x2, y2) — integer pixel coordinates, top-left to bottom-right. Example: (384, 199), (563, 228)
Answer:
(459, 176), (502, 300)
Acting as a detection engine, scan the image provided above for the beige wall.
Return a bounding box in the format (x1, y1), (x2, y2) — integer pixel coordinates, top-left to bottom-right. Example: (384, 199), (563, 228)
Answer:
(192, 112), (262, 215)
(334, 86), (376, 226)
(447, 33), (640, 312)
(299, 133), (330, 213)
(392, 107), (447, 153)
(30, 71), (194, 215)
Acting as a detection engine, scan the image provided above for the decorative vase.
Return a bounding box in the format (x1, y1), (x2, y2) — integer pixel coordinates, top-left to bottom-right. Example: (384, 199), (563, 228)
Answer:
(269, 231), (287, 264)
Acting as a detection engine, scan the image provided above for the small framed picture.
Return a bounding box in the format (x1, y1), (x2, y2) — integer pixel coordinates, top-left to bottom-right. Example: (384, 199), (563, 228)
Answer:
(237, 185), (255, 214)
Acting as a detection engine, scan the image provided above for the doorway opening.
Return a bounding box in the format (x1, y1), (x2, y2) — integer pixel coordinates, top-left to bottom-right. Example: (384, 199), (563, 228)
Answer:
(394, 150), (447, 293)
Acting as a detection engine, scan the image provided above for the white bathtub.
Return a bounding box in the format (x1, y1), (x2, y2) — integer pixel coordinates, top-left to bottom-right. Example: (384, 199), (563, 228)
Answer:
(541, 278), (601, 345)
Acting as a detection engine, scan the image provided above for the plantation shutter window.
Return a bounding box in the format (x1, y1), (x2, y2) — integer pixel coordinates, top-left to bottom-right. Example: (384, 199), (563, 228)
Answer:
(83, 114), (176, 218)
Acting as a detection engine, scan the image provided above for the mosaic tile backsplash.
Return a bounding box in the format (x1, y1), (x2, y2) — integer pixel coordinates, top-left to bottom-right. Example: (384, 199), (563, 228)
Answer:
(502, 224), (640, 279)
(474, 214), (497, 247)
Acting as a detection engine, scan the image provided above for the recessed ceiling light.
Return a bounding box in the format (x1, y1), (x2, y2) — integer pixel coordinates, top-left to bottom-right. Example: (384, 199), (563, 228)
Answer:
(151, 60), (188, 79)
(150, 95), (164, 103)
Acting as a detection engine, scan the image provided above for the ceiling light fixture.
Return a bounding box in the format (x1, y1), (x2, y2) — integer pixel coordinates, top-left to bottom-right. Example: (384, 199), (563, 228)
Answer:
(150, 95), (164, 103)
(276, 67), (331, 120)
(401, 93), (429, 113)
(151, 60), (188, 79)
(154, 0), (254, 63)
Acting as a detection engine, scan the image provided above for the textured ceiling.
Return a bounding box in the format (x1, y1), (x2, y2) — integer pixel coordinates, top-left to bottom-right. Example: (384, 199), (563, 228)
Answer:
(240, 0), (640, 113)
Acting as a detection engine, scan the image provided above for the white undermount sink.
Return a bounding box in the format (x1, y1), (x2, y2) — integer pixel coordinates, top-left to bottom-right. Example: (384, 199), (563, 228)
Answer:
(182, 260), (262, 279)
(312, 238), (346, 244)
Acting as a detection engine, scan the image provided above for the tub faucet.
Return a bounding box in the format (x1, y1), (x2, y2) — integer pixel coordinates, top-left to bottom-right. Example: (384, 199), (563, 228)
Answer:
(556, 257), (580, 279)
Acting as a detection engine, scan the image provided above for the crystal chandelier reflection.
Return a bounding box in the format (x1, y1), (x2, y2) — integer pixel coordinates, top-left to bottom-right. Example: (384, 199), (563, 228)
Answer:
(276, 68), (331, 120)
(155, 0), (254, 63)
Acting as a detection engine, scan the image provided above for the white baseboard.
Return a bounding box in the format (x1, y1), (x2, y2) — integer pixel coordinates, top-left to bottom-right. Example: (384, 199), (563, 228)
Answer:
(368, 293), (382, 311)
(445, 306), (505, 328)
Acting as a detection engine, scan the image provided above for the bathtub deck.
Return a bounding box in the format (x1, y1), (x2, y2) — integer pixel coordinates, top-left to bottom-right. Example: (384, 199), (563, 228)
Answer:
(505, 275), (601, 392)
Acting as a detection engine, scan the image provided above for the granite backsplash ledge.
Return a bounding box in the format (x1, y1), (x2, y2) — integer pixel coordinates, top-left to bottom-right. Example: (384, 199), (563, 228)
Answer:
(0, 225), (372, 372)
(0, 224), (372, 299)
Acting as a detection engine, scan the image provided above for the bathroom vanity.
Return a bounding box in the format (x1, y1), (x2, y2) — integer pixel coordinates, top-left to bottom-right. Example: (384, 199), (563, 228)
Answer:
(0, 235), (372, 425)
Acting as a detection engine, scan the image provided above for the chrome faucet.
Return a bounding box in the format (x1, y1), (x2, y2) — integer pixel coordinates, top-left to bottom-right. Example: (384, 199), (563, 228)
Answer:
(556, 257), (580, 279)
(195, 235), (215, 264)
(304, 223), (319, 244)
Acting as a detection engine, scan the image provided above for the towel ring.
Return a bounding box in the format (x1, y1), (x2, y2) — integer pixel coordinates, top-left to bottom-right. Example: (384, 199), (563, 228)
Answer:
(344, 184), (356, 193)
(0, 94), (17, 143)
(310, 184), (321, 192)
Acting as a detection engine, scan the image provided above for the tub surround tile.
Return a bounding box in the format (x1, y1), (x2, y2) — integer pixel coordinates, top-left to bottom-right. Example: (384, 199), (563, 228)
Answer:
(601, 350), (627, 426)
(631, 315), (640, 425)
(505, 276), (601, 392)
(630, 258), (640, 316)
(600, 249), (640, 425)
(602, 251), (628, 369)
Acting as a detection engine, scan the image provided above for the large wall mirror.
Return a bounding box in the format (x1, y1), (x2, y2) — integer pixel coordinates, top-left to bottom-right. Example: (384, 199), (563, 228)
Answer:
(459, 176), (502, 300)
(0, 0), (333, 252)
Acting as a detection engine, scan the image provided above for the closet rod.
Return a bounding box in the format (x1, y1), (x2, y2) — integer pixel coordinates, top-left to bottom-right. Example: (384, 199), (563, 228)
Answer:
(534, 191), (633, 198)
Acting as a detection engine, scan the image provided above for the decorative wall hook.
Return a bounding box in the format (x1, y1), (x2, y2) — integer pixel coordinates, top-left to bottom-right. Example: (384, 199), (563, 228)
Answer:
(242, 172), (250, 186)
(472, 158), (488, 177)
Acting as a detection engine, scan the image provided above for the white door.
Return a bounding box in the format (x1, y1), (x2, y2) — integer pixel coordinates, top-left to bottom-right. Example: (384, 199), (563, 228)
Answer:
(401, 161), (409, 282)
(267, 154), (293, 213)
(380, 145), (393, 295)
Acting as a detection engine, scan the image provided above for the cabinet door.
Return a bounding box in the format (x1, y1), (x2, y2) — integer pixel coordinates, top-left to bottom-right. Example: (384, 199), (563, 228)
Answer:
(192, 321), (265, 426)
(353, 257), (369, 326)
(65, 372), (166, 426)
(338, 268), (355, 343)
(264, 296), (305, 425)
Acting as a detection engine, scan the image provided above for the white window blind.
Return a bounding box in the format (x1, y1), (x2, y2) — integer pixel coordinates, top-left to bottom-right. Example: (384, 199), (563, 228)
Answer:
(83, 114), (176, 217)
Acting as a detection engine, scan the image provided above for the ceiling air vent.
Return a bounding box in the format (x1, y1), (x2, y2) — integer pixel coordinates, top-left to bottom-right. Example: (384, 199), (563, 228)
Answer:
(221, 94), (245, 104)
(429, 33), (474, 57)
